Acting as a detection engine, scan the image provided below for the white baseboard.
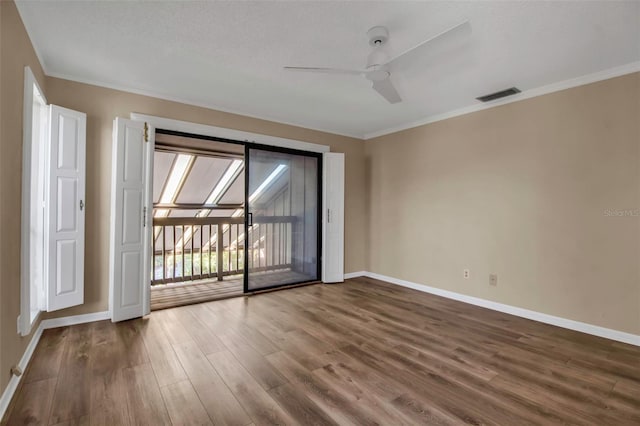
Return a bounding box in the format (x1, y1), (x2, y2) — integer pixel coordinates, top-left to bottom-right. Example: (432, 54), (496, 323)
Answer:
(0, 310), (110, 421)
(0, 323), (43, 420)
(40, 311), (110, 329)
(3, 274), (638, 421)
(346, 271), (640, 347)
(344, 271), (366, 280)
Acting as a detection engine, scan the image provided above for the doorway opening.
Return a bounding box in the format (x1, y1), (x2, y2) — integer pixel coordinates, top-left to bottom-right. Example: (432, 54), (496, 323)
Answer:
(149, 130), (321, 310)
(150, 132), (245, 309)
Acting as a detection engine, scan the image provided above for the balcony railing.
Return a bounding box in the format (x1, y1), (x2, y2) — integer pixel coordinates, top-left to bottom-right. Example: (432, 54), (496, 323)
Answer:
(152, 215), (295, 286)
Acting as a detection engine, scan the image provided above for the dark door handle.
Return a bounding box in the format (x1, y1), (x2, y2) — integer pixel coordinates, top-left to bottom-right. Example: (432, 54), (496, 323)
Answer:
(247, 212), (253, 226)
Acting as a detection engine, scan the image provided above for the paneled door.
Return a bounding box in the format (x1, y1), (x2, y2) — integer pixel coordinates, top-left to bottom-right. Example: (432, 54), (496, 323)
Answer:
(110, 118), (154, 321)
(322, 152), (345, 283)
(46, 105), (86, 311)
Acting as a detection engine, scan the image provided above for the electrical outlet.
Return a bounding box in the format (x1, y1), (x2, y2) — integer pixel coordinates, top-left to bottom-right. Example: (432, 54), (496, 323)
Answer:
(489, 273), (498, 286)
(463, 269), (470, 279)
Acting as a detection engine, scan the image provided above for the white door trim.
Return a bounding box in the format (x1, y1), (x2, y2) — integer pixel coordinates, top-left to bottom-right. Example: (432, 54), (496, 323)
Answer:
(129, 113), (330, 153)
(20, 66), (48, 336)
(122, 113), (337, 310)
(142, 123), (154, 316)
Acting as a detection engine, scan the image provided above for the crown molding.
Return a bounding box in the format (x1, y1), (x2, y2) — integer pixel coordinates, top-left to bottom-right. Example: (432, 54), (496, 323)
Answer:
(44, 71), (363, 140)
(19, 0), (639, 146)
(17, 2), (359, 140)
(14, 1), (48, 81)
(364, 61), (640, 140)
(50, 60), (640, 142)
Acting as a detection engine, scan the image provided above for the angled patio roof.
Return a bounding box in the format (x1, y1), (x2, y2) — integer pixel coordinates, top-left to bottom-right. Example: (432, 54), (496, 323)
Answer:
(152, 134), (289, 219)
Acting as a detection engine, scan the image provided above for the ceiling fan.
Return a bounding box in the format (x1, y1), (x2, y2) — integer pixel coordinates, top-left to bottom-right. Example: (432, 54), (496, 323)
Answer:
(284, 21), (470, 104)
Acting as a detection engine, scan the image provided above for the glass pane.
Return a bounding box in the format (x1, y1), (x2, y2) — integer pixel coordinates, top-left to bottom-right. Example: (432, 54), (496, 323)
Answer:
(247, 149), (319, 291)
(175, 156), (231, 204)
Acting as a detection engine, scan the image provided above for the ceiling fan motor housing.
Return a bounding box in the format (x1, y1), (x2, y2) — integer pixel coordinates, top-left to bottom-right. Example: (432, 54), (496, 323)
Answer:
(367, 26), (389, 46)
(367, 49), (388, 69)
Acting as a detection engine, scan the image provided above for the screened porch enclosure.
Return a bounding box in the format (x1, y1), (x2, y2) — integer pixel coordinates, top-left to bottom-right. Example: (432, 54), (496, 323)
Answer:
(151, 132), (320, 306)
(152, 213), (297, 284)
(152, 217), (247, 283)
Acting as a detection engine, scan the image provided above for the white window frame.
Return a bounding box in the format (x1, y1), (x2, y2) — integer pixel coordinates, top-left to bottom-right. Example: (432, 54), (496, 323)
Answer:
(20, 66), (48, 336)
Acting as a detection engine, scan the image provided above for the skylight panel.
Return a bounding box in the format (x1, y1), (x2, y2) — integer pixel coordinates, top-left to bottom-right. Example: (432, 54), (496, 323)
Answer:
(249, 164), (287, 203)
(205, 160), (243, 205)
(159, 154), (193, 204)
(154, 154), (193, 218)
(197, 159), (243, 218)
(202, 164), (287, 252)
(154, 208), (169, 219)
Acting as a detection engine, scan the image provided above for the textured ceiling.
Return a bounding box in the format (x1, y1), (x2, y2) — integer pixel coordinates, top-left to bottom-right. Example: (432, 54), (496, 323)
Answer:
(16, 1), (640, 138)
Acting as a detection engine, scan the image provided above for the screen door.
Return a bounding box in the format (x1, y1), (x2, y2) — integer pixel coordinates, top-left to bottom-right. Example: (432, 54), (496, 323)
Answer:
(245, 146), (321, 292)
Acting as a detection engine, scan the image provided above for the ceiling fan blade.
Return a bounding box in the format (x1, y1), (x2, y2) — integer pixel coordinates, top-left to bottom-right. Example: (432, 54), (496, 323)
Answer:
(284, 66), (365, 75)
(384, 20), (470, 66)
(372, 77), (401, 104)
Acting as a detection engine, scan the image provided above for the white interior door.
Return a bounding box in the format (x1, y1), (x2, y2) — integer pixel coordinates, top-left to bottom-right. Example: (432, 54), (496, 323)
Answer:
(45, 105), (86, 311)
(322, 152), (345, 283)
(110, 118), (152, 322)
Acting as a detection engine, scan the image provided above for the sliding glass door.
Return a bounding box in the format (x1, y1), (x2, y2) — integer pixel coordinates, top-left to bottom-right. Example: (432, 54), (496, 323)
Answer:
(244, 146), (321, 292)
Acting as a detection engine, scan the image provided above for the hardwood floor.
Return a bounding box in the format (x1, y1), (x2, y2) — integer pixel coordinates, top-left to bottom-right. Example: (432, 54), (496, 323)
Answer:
(150, 270), (314, 310)
(151, 278), (244, 311)
(4, 277), (640, 425)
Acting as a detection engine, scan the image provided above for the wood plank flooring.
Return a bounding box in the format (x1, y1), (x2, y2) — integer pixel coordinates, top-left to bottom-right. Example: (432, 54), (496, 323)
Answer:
(150, 270), (314, 310)
(151, 278), (244, 311)
(4, 277), (640, 425)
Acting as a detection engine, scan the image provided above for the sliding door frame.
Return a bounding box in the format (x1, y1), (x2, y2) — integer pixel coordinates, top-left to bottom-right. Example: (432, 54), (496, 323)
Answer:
(148, 127), (323, 295)
(243, 142), (323, 294)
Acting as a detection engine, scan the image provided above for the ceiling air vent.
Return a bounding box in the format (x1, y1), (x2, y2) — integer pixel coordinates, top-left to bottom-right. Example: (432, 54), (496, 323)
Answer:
(476, 87), (521, 103)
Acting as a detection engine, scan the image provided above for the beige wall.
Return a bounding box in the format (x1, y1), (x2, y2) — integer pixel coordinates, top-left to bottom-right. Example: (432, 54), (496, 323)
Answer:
(0, 0), (48, 393)
(1, 0), (4, 397)
(2, 0), (639, 405)
(42, 77), (367, 319)
(0, 0), (366, 397)
(366, 73), (640, 335)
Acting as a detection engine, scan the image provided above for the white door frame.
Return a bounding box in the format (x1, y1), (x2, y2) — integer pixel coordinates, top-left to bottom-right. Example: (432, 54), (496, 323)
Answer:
(142, 124), (154, 316)
(130, 114), (330, 154)
(125, 113), (337, 315)
(20, 66), (47, 335)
